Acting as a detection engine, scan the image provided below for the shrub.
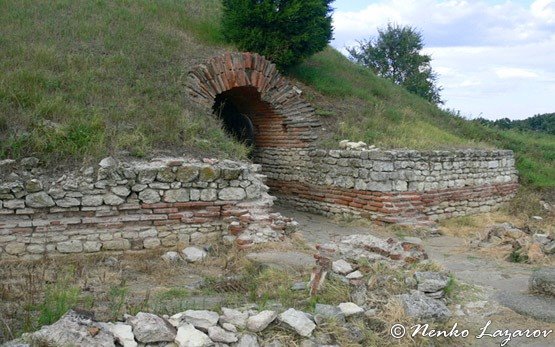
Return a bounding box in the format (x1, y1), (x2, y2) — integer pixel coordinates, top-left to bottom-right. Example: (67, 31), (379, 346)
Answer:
(221, 0), (334, 69)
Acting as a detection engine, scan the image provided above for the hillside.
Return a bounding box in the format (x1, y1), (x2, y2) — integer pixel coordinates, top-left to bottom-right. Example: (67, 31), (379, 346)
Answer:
(0, 0), (553, 190)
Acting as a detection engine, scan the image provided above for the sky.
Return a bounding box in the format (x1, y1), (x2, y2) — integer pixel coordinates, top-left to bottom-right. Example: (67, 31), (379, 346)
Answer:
(330, 0), (555, 120)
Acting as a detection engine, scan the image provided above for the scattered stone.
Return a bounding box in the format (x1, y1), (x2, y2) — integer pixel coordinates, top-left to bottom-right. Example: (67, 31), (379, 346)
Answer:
(291, 282), (307, 291)
(221, 323), (237, 332)
(337, 302), (364, 317)
(476, 223), (553, 262)
(364, 308), (377, 318)
(529, 268), (555, 297)
(22, 310), (115, 347)
(175, 323), (212, 347)
(183, 310), (219, 330)
(349, 285), (368, 306)
(162, 251), (181, 262)
(533, 233), (551, 245)
(531, 216), (543, 221)
(320, 233), (428, 265)
(398, 290), (451, 321)
(332, 259), (353, 275)
(99, 157), (118, 169)
(344, 323), (364, 342)
(414, 272), (450, 293)
(105, 322), (137, 347)
(278, 308), (316, 337)
(236, 334), (259, 347)
(346, 270), (363, 279)
(128, 312), (176, 343)
(182, 247), (207, 262)
(220, 308), (248, 329)
(313, 304), (345, 324)
(207, 325), (238, 343)
(246, 310), (277, 332)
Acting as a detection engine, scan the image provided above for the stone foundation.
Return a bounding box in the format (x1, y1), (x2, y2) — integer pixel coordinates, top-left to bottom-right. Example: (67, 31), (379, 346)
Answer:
(257, 148), (519, 223)
(0, 157), (295, 260)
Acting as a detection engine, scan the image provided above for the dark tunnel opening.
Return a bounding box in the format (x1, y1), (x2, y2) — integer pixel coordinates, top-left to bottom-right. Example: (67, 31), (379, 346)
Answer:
(213, 94), (255, 148)
(213, 86), (270, 149)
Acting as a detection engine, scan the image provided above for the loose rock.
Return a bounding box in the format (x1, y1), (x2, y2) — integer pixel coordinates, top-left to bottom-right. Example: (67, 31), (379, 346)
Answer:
(207, 325), (238, 343)
(175, 323), (212, 347)
(337, 302), (364, 317)
(128, 312), (176, 343)
(182, 247), (207, 262)
(220, 307), (248, 329)
(183, 310), (219, 330)
(398, 290), (451, 321)
(278, 308), (316, 337)
(246, 310), (277, 332)
(414, 272), (450, 293)
(332, 259), (353, 275)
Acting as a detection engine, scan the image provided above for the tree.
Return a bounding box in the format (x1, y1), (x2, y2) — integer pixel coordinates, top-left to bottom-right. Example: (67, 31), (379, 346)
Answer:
(347, 23), (443, 104)
(221, 0), (334, 70)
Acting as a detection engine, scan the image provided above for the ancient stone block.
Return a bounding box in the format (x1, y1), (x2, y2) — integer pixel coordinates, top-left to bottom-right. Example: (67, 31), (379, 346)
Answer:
(139, 189), (161, 204)
(25, 192), (55, 208)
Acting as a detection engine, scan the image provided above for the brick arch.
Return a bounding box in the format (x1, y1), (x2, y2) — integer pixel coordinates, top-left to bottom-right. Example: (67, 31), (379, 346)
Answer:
(186, 52), (320, 148)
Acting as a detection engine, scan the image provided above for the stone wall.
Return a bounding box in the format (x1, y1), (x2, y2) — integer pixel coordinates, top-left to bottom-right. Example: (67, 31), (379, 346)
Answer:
(0, 157), (295, 260)
(257, 148), (519, 223)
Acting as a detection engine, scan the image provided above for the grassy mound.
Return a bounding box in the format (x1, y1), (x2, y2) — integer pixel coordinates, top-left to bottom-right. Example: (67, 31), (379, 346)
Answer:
(0, 0), (247, 162)
(1, 0), (553, 189)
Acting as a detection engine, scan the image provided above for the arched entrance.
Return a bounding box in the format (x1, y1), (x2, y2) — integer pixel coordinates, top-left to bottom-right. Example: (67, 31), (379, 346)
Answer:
(186, 52), (320, 151)
(187, 52), (321, 199)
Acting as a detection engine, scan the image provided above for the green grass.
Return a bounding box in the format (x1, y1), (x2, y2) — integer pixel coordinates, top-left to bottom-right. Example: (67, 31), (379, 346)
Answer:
(36, 277), (81, 326)
(0, 0), (245, 163)
(0, 0), (552, 190)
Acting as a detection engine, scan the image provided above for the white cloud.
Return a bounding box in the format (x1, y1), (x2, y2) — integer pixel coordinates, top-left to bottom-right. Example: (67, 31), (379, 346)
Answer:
(494, 67), (540, 79)
(332, 0), (555, 119)
(531, 0), (555, 23)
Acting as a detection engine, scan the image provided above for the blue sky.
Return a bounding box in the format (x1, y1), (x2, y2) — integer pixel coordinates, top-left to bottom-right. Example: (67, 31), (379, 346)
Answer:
(330, 0), (555, 119)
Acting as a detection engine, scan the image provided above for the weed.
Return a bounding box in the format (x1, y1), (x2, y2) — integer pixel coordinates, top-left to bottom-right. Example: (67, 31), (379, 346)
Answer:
(36, 284), (80, 326)
(108, 283), (128, 320)
(508, 248), (529, 263)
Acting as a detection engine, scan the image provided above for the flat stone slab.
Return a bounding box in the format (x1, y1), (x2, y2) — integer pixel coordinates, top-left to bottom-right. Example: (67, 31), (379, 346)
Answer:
(497, 291), (555, 323)
(245, 251), (314, 271)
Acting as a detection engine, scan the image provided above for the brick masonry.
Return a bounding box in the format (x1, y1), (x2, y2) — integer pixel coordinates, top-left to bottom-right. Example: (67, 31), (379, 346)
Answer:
(188, 52), (519, 224)
(0, 158), (296, 260)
